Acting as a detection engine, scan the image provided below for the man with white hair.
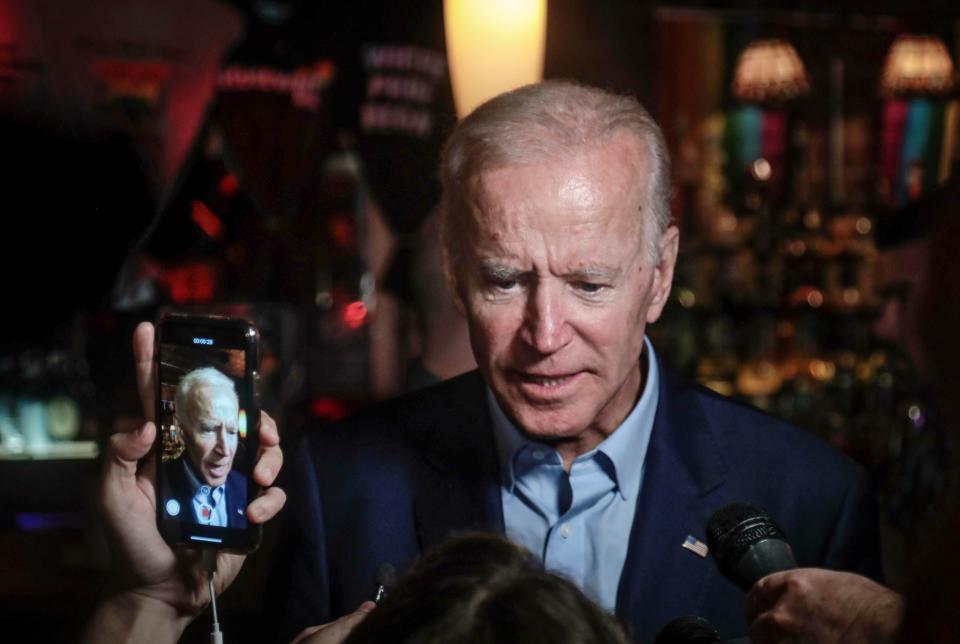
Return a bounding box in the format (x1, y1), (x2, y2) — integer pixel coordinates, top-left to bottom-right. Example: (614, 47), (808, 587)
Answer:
(160, 366), (247, 528)
(268, 80), (882, 642)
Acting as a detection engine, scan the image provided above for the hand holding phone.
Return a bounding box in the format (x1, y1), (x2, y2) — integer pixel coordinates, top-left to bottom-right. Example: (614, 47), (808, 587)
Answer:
(155, 313), (264, 551)
(85, 321), (285, 641)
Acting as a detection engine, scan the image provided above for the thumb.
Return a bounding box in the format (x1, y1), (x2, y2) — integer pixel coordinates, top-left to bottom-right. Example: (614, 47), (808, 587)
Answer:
(104, 421), (155, 483)
(133, 321), (156, 422)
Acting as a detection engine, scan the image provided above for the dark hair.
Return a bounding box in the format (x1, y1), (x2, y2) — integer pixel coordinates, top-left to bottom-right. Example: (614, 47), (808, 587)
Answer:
(343, 533), (629, 644)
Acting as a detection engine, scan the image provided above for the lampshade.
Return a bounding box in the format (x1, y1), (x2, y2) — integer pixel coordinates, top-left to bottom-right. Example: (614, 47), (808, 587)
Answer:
(444, 0), (547, 119)
(879, 34), (956, 97)
(731, 38), (810, 103)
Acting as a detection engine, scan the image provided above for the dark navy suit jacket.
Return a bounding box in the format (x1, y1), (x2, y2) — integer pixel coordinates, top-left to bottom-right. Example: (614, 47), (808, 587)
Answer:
(269, 367), (882, 643)
(160, 458), (247, 529)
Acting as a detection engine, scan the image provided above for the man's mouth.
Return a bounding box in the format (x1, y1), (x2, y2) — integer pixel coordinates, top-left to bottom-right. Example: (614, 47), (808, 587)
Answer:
(513, 371), (583, 398)
(206, 461), (231, 476)
(522, 374), (573, 388)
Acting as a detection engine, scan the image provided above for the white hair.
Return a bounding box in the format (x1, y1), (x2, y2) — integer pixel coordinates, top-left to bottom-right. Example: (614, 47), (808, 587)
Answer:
(174, 367), (237, 432)
(439, 80), (672, 277)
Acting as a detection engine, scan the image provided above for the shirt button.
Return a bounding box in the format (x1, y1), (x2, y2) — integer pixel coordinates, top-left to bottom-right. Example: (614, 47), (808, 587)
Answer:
(532, 449), (546, 460)
(560, 523), (572, 539)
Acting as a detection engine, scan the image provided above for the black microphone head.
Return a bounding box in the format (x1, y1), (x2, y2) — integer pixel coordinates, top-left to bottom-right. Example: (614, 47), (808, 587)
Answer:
(653, 615), (721, 644)
(375, 563), (397, 589)
(706, 502), (795, 590)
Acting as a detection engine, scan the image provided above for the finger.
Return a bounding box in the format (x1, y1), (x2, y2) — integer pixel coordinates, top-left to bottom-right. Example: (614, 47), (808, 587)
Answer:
(319, 604), (374, 640)
(291, 624), (325, 644)
(259, 411), (280, 447)
(254, 445), (283, 487)
(133, 321), (156, 421)
(745, 573), (788, 623)
(293, 603), (375, 644)
(247, 485), (287, 524)
(253, 412), (281, 487)
(105, 421), (156, 479)
(101, 422), (156, 512)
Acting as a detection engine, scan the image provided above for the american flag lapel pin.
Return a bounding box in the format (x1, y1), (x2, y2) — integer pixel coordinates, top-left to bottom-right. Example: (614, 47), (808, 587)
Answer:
(682, 534), (709, 558)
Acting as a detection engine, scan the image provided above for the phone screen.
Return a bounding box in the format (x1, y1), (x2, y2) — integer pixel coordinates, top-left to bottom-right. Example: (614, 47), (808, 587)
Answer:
(155, 313), (261, 551)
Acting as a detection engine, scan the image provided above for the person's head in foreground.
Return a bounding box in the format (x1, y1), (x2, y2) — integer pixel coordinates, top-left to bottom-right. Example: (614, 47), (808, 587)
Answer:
(344, 533), (629, 644)
(174, 366), (240, 487)
(439, 80), (678, 458)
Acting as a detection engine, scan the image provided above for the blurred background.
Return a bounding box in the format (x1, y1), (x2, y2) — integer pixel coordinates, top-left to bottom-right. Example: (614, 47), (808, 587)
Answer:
(1, 0), (958, 641)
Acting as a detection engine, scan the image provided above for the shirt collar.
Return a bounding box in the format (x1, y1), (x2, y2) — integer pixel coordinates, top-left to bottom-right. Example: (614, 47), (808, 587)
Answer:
(489, 336), (660, 501)
(181, 457), (224, 498)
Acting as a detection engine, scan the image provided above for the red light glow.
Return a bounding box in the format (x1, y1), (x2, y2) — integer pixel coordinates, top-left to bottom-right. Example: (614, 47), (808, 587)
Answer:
(161, 263), (218, 304)
(342, 301), (368, 329)
(311, 397), (347, 421)
(218, 172), (239, 197)
(191, 201), (224, 239)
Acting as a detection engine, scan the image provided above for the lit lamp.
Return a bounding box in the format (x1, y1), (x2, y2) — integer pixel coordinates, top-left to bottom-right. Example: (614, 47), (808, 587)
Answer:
(879, 34), (956, 96)
(731, 38), (811, 103)
(444, 0), (547, 119)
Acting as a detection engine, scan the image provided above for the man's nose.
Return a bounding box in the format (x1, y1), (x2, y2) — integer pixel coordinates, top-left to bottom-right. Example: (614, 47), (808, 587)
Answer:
(522, 282), (572, 354)
(213, 428), (230, 454)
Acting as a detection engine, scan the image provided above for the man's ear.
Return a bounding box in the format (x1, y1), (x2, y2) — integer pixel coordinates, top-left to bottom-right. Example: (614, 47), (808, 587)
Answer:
(645, 225), (679, 324)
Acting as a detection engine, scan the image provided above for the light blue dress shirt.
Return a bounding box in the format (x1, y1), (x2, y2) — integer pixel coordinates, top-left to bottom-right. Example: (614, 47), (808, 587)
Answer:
(182, 459), (228, 527)
(489, 337), (660, 611)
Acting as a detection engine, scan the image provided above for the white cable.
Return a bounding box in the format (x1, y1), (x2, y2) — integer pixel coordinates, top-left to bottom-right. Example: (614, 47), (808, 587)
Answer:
(203, 549), (224, 644)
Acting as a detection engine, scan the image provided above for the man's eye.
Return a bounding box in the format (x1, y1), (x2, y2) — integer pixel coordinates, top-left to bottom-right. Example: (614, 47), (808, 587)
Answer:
(575, 281), (605, 294)
(484, 276), (519, 292)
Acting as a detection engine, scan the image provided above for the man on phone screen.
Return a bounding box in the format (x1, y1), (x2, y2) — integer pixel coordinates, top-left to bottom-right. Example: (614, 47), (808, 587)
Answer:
(161, 366), (247, 528)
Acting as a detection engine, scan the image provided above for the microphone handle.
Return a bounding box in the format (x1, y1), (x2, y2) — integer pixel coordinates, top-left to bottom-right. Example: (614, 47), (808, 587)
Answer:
(736, 538), (796, 588)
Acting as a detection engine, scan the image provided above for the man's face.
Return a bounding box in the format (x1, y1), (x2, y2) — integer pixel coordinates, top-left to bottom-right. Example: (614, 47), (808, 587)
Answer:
(873, 240), (931, 375)
(456, 137), (678, 454)
(180, 384), (239, 487)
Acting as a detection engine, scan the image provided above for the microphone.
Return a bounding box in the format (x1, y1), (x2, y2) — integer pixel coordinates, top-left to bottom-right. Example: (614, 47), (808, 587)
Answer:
(706, 502), (796, 591)
(653, 615), (720, 644)
(373, 563), (397, 604)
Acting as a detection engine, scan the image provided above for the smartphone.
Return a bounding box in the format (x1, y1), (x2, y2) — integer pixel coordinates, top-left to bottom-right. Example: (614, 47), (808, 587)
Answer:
(154, 312), (262, 552)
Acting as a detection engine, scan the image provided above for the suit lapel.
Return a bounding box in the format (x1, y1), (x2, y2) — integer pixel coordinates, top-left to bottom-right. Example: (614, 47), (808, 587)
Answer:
(226, 470), (246, 529)
(413, 372), (505, 550)
(408, 368), (735, 638)
(616, 366), (733, 639)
